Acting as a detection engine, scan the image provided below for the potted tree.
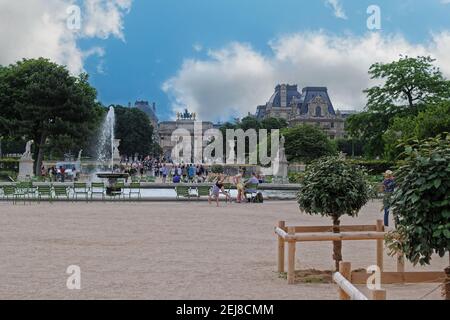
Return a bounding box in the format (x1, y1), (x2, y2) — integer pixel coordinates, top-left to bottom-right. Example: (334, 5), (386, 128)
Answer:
(297, 155), (370, 270)
(387, 134), (450, 299)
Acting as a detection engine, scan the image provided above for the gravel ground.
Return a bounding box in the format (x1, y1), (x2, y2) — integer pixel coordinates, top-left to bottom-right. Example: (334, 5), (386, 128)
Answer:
(0, 200), (447, 300)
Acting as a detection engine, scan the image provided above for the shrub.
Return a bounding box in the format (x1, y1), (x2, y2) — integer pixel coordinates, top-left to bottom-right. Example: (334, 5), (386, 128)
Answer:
(210, 164), (224, 174)
(388, 135), (450, 268)
(297, 156), (370, 270)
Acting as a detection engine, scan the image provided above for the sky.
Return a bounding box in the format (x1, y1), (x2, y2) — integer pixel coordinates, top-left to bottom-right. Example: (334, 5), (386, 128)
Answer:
(1, 0), (450, 122)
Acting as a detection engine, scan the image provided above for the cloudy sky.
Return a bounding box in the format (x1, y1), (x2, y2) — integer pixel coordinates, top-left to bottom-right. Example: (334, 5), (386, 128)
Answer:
(1, 0), (450, 121)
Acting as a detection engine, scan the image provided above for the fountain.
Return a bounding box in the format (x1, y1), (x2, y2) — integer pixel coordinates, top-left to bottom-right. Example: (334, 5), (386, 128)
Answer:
(96, 106), (128, 195)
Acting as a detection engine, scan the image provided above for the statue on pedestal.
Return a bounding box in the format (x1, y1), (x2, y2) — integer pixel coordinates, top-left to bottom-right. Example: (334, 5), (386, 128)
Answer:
(21, 140), (34, 160)
(18, 140), (35, 180)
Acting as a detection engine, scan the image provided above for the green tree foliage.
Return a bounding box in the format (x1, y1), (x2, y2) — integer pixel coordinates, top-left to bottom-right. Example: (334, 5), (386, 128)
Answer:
(297, 156), (370, 270)
(347, 56), (450, 157)
(0, 58), (103, 174)
(388, 135), (450, 267)
(366, 56), (450, 111)
(383, 101), (450, 160)
(282, 124), (336, 163)
(113, 106), (155, 157)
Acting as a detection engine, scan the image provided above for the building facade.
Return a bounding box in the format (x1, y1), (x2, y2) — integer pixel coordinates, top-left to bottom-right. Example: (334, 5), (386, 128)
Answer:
(256, 84), (347, 139)
(158, 109), (216, 161)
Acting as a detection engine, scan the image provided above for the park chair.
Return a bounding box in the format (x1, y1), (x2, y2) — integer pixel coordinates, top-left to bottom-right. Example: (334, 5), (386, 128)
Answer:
(37, 185), (53, 203)
(3, 185), (20, 204)
(54, 185), (70, 200)
(175, 186), (192, 200)
(244, 183), (259, 202)
(90, 182), (106, 201)
(73, 182), (89, 202)
(129, 182), (141, 200)
(196, 186), (211, 199)
(146, 176), (156, 183)
(111, 181), (125, 199)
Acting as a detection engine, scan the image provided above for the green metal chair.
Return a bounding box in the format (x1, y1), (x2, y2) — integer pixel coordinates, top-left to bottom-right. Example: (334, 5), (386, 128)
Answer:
(73, 182), (89, 202)
(91, 182), (106, 201)
(111, 181), (125, 199)
(175, 186), (192, 200)
(146, 176), (156, 183)
(54, 185), (69, 200)
(129, 182), (141, 200)
(196, 186), (211, 199)
(3, 185), (19, 204)
(37, 185), (53, 203)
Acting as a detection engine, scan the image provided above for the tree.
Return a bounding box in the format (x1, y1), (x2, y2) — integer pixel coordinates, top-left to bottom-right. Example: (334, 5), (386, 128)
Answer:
(382, 101), (450, 160)
(239, 116), (261, 131)
(114, 106), (155, 158)
(261, 117), (288, 130)
(282, 124), (336, 163)
(0, 58), (102, 174)
(297, 156), (370, 270)
(415, 102), (450, 140)
(366, 56), (450, 111)
(387, 135), (449, 297)
(348, 56), (450, 158)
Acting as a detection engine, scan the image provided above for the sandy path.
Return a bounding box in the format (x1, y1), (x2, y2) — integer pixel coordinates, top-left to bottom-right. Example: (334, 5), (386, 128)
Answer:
(0, 200), (447, 300)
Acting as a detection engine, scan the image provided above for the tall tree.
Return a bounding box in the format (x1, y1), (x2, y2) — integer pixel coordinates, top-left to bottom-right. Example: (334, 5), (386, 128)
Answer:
(348, 56), (450, 157)
(114, 106), (155, 158)
(0, 58), (102, 174)
(366, 56), (450, 112)
(282, 124), (336, 163)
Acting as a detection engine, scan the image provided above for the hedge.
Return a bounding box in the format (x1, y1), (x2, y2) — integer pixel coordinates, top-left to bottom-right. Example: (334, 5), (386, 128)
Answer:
(348, 159), (397, 175)
(0, 158), (20, 172)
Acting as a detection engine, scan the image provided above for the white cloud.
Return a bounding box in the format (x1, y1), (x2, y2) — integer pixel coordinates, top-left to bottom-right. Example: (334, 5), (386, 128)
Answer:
(163, 31), (450, 121)
(193, 43), (203, 52)
(441, 0), (450, 4)
(0, 0), (132, 74)
(325, 0), (347, 20)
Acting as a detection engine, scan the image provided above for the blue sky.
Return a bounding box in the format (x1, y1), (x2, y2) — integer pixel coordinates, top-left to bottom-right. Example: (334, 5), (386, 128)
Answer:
(3, 0), (449, 122)
(79, 0), (450, 121)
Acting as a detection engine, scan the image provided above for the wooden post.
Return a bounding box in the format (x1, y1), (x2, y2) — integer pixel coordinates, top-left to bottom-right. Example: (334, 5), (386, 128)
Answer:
(376, 220), (384, 271)
(287, 227), (296, 285)
(338, 262), (352, 300)
(277, 221), (286, 273)
(371, 289), (386, 300)
(397, 253), (405, 273)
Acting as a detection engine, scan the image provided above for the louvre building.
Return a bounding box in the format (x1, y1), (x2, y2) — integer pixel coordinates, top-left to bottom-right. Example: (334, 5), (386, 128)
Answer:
(255, 84), (350, 139)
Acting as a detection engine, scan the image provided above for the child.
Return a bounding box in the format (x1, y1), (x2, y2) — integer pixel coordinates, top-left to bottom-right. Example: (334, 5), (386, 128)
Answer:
(209, 174), (231, 207)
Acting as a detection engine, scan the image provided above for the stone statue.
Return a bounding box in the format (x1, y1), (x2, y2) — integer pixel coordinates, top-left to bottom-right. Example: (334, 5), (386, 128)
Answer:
(192, 112), (196, 121)
(21, 140), (34, 160)
(77, 149), (83, 162)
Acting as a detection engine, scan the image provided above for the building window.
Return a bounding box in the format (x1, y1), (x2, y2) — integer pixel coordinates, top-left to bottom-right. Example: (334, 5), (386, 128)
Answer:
(315, 106), (322, 117)
(331, 122), (335, 128)
(330, 135), (335, 140)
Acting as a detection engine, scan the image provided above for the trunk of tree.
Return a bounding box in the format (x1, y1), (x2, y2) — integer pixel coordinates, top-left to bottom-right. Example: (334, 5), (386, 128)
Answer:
(332, 214), (342, 271)
(34, 134), (46, 176)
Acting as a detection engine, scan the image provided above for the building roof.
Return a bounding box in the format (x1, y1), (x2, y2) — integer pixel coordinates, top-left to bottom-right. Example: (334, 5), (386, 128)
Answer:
(267, 84), (302, 108)
(135, 101), (158, 123)
(298, 87), (336, 116)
